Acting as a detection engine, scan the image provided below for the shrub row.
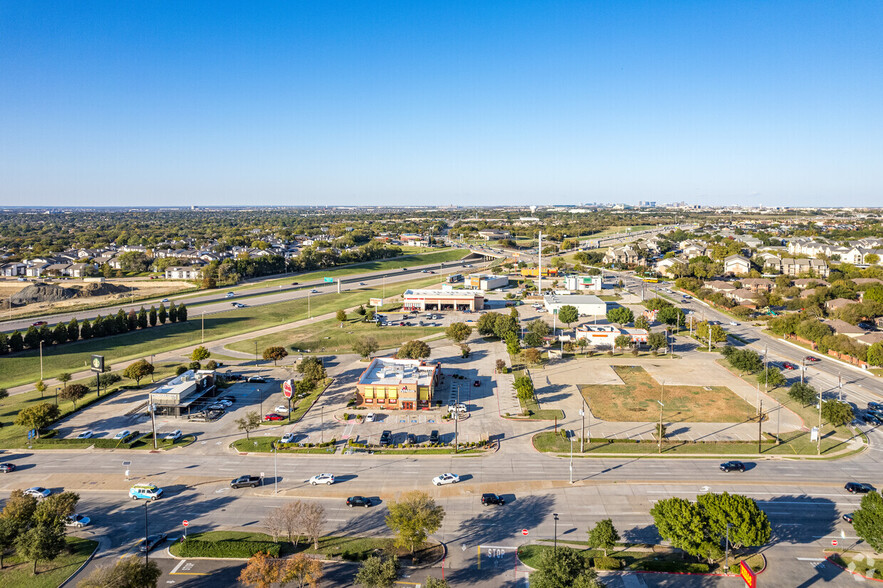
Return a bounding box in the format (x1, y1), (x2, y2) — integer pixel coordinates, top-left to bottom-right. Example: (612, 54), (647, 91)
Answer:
(638, 560), (709, 573)
(176, 538), (280, 558)
(592, 556), (623, 570)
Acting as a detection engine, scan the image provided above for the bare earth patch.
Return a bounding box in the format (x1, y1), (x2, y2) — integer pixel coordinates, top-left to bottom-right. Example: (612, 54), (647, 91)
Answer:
(579, 365), (756, 423)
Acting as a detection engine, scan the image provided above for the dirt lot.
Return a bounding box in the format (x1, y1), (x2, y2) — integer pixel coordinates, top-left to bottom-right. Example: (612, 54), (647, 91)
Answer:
(0, 279), (195, 317)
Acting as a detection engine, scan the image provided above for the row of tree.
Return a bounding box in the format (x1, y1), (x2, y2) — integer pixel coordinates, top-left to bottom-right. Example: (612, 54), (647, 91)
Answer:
(0, 302), (187, 355)
(0, 489), (82, 574)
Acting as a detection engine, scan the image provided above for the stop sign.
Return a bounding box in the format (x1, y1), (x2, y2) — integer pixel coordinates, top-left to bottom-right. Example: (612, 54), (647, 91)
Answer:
(522, 529), (529, 536)
(183, 520), (189, 527)
(282, 380), (293, 399)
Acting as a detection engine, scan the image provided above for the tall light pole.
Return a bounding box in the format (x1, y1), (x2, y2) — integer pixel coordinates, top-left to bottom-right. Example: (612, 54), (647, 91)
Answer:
(308, 291), (311, 319)
(537, 231), (543, 295)
(39, 340), (43, 382)
(201, 312), (205, 343)
(818, 388), (823, 455)
(657, 381), (665, 453)
(553, 513), (559, 550)
(838, 372), (842, 402)
(579, 404), (586, 453)
(149, 391), (157, 450)
(453, 384), (460, 453)
(273, 441), (278, 494)
(569, 433), (574, 484)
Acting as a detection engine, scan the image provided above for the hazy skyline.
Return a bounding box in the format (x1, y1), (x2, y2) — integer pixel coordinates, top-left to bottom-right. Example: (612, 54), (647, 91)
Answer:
(2, 1), (881, 207)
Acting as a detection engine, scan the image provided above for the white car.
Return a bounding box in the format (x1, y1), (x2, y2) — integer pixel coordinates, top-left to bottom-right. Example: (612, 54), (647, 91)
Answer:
(433, 473), (460, 486)
(274, 405), (290, 414)
(311, 289), (319, 293)
(280, 432), (296, 444)
(164, 430), (182, 442)
(25, 487), (52, 499)
(65, 514), (91, 528)
(448, 404), (467, 413)
(309, 473), (335, 485)
(113, 430), (131, 440)
(365, 413), (376, 422)
(76, 431), (94, 440)
(226, 292), (235, 298)
(729, 321), (739, 326)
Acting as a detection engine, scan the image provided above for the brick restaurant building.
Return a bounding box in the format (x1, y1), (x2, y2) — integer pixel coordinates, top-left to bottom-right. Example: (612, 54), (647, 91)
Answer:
(355, 357), (441, 410)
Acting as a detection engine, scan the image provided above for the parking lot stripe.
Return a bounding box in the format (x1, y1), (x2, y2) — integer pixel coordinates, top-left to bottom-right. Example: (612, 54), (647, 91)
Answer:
(170, 560), (186, 574)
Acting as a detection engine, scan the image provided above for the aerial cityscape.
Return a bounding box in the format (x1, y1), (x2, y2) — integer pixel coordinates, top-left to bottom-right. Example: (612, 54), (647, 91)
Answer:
(1, 2), (882, 588)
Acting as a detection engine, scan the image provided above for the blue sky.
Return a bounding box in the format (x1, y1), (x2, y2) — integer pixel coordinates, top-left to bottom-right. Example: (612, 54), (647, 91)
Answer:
(1, 1), (881, 207)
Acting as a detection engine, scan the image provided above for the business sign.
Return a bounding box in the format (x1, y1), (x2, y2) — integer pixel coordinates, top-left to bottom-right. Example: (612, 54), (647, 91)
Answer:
(90, 355), (105, 373)
(739, 560), (757, 588)
(323, 277), (334, 283)
(369, 298), (383, 307)
(282, 380), (294, 399)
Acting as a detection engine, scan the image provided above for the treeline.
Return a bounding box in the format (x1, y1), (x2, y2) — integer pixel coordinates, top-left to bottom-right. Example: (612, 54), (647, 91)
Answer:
(0, 302), (188, 355)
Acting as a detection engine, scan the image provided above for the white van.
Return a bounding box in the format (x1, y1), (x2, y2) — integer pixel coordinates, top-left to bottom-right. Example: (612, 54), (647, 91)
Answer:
(129, 484), (164, 501)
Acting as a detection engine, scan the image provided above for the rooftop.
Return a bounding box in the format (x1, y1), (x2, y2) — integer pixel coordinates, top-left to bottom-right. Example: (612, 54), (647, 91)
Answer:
(358, 358), (436, 387)
(543, 294), (606, 305)
(403, 289), (484, 299)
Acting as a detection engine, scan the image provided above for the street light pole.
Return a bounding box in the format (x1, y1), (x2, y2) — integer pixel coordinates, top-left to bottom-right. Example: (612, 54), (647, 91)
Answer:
(273, 441), (278, 494)
(149, 391), (157, 450)
(143, 501), (149, 568)
(579, 404), (585, 453)
(658, 381), (665, 454)
(569, 434), (573, 484)
(818, 388), (823, 455)
(39, 340), (43, 382)
(201, 312), (205, 343)
(454, 384), (460, 454)
(553, 513), (559, 550)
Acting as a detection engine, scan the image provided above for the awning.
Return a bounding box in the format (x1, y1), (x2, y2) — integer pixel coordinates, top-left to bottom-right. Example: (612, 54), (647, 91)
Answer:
(363, 389), (374, 398)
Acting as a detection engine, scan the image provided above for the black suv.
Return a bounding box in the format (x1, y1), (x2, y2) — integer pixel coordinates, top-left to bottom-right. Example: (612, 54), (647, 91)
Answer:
(481, 493), (505, 506)
(846, 482), (875, 494)
(379, 430), (392, 446)
(407, 433), (417, 445)
(231, 475), (261, 489)
(719, 461), (745, 473)
(429, 430), (439, 444)
(346, 496), (373, 508)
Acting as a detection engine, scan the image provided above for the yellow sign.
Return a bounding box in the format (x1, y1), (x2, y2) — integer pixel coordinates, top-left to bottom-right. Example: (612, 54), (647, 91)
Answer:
(739, 560), (757, 588)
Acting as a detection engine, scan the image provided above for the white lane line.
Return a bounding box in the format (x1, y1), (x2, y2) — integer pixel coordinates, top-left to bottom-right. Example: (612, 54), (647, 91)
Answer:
(796, 557), (826, 562)
(170, 559), (186, 574)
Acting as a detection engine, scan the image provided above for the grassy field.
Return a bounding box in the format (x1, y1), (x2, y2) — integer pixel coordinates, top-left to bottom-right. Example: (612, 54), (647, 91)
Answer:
(0, 537), (97, 587)
(226, 315), (444, 356)
(579, 365), (756, 423)
(170, 530), (442, 563)
(0, 275), (443, 390)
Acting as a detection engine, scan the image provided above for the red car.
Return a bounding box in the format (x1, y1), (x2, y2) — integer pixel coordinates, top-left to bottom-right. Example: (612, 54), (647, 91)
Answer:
(32, 321), (47, 327)
(782, 362), (798, 370)
(805, 356), (820, 363)
(263, 413), (283, 421)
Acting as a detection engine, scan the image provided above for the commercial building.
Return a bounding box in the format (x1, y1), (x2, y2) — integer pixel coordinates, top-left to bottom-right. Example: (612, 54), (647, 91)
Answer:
(574, 325), (649, 348)
(466, 274), (509, 290)
(403, 289), (484, 311)
(564, 275), (603, 292)
(355, 357), (441, 410)
(151, 369), (217, 417)
(543, 294), (608, 317)
(520, 267), (559, 278)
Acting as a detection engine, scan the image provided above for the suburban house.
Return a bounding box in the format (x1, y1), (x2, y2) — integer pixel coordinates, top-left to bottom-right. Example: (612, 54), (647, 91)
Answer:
(825, 298), (857, 312)
(740, 278), (773, 292)
(703, 280), (737, 293)
(780, 258), (830, 278)
(164, 266), (204, 280)
(0, 262), (26, 277)
(723, 255), (751, 276)
(823, 319), (868, 339)
(655, 257), (684, 277)
(729, 288), (760, 305)
(603, 245), (642, 265)
(793, 278), (830, 289)
(682, 243), (708, 259)
(852, 278), (883, 287)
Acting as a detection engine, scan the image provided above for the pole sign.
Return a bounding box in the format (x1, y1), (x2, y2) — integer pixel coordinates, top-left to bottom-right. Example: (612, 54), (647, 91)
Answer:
(521, 529), (529, 536)
(832, 539), (838, 546)
(282, 379), (294, 399)
(739, 560), (757, 588)
(323, 277), (334, 283)
(90, 355), (105, 373)
(183, 520), (189, 527)
(369, 298), (383, 307)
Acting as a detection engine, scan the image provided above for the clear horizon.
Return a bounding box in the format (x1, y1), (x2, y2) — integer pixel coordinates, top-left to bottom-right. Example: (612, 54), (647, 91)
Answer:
(2, 1), (881, 207)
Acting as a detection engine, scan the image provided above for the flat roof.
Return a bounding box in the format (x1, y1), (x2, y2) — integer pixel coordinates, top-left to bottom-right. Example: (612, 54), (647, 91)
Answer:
(359, 357), (436, 387)
(404, 289), (484, 299)
(543, 294), (606, 305)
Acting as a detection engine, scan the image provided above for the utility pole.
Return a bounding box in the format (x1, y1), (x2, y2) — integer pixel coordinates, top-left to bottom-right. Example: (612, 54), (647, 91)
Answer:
(201, 312), (205, 343)
(454, 384), (460, 453)
(657, 382), (665, 454)
(149, 391), (157, 450)
(801, 357), (805, 384)
(818, 389), (823, 455)
(538, 231), (543, 295)
(273, 441), (278, 494)
(553, 513), (559, 550)
(569, 433), (574, 484)
(757, 399), (763, 453)
(308, 291), (311, 319)
(838, 372), (842, 402)
(39, 340), (43, 382)
(580, 403), (586, 453)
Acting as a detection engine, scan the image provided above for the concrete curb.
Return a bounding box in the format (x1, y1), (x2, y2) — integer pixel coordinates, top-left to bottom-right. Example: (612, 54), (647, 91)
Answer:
(58, 539), (101, 587)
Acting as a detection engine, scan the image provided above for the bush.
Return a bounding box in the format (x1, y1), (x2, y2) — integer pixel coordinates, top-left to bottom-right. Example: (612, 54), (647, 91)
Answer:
(593, 556), (622, 570)
(175, 365), (188, 376)
(639, 560), (709, 573)
(177, 538), (280, 558)
(205, 360), (218, 370)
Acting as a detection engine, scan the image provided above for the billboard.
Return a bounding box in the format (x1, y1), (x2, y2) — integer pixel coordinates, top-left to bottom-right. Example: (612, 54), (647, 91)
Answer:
(369, 298), (383, 307)
(90, 355), (105, 373)
(282, 379), (294, 399)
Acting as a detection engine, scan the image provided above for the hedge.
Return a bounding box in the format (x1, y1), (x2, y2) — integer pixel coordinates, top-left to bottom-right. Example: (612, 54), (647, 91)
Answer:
(593, 556), (623, 570)
(638, 560), (710, 573)
(175, 538), (280, 558)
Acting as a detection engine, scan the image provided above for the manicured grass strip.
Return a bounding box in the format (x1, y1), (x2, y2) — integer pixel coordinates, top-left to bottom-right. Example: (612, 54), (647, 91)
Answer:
(508, 369), (564, 420)
(0, 537), (97, 588)
(0, 274), (442, 390)
(173, 531), (281, 558)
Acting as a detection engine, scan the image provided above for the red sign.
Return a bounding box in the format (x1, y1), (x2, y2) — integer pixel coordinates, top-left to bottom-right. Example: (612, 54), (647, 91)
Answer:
(832, 539), (838, 546)
(183, 520), (189, 527)
(282, 380), (293, 399)
(739, 560), (757, 588)
(521, 529), (528, 536)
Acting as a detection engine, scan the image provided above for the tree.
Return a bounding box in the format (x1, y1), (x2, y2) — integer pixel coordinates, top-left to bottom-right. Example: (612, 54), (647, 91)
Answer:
(423, 578), (450, 588)
(514, 375), (535, 401)
(493, 314), (519, 339)
(528, 319), (551, 337)
(505, 332), (521, 356)
(0, 489), (38, 568)
(867, 342), (883, 367)
(530, 547), (601, 588)
(356, 305), (367, 316)
(587, 518), (619, 557)
(60, 383), (89, 410)
(727, 349), (763, 373)
(168, 301), (178, 322)
(614, 335), (632, 353)
(236, 411), (262, 439)
(298, 357), (326, 384)
(822, 400), (853, 427)
(78, 556), (162, 588)
(158, 303), (168, 324)
(353, 337), (379, 359)
(148, 305), (158, 327)
(557, 305), (579, 328)
(336, 309), (347, 325)
(606, 307), (634, 326)
(190, 346), (211, 362)
(178, 303), (188, 321)
(757, 367), (786, 389)
(788, 382), (817, 406)
(263, 346), (289, 366)
(300, 502), (326, 550)
(445, 322), (472, 343)
(696, 321), (727, 343)
(647, 331), (667, 351)
(650, 497), (706, 558)
(15, 522), (66, 574)
(34, 492), (79, 527)
(52, 322), (67, 345)
(8, 331), (23, 352)
(657, 306), (685, 326)
(279, 553), (324, 588)
(398, 340), (431, 360)
(0, 388), (7, 402)
(524, 332), (544, 347)
(509, 305), (520, 319)
(34, 380), (46, 399)
(58, 372), (72, 387)
(385, 490), (445, 553)
(79, 319), (93, 340)
(123, 359), (155, 386)
(355, 555), (399, 588)
(866, 253), (880, 266)
(137, 307), (148, 329)
(854, 490), (883, 553)
(495, 359), (506, 372)
(697, 492), (770, 550)
(15, 403), (60, 437)
(238, 551), (280, 588)
(634, 315), (650, 330)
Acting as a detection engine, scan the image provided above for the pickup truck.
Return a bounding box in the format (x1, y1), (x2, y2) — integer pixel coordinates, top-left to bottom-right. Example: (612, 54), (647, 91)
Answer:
(230, 475), (261, 489)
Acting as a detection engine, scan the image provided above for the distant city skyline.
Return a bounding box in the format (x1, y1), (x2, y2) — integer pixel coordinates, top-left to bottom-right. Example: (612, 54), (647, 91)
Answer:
(1, 1), (881, 207)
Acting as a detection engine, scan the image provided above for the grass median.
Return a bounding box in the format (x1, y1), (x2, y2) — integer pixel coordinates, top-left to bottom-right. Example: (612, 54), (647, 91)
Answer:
(0, 537), (97, 588)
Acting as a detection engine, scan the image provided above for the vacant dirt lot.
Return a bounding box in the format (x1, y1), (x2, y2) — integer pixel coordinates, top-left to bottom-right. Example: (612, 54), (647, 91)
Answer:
(579, 365), (756, 423)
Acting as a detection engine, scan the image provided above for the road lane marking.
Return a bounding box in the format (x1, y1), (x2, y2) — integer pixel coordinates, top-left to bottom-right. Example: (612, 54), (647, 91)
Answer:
(797, 558), (826, 561)
(170, 560), (186, 574)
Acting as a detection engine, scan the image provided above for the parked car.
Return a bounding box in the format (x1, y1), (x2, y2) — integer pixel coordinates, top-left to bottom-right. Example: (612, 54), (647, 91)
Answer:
(432, 473), (460, 486)
(25, 487), (52, 499)
(805, 356), (821, 363)
(407, 433), (417, 445)
(309, 473), (334, 485)
(862, 413), (882, 425)
(481, 493), (505, 506)
(65, 514), (91, 527)
(0, 463), (16, 473)
(868, 401), (883, 411)
(231, 475), (262, 489)
(274, 405), (290, 414)
(346, 496), (373, 508)
(280, 432), (296, 444)
(448, 404), (467, 413)
(379, 430), (392, 446)
(719, 461), (745, 473)
(429, 430), (440, 444)
(138, 533), (168, 553)
(843, 513), (854, 524)
(264, 413), (283, 421)
(164, 430), (182, 442)
(114, 430), (132, 440)
(76, 431), (94, 440)
(247, 376), (266, 383)
(845, 482), (875, 494)
(473, 380), (481, 387)
(219, 395), (236, 402)
(365, 413), (376, 422)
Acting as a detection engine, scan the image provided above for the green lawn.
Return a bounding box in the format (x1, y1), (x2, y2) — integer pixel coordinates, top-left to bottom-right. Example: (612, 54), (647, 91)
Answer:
(226, 316), (444, 356)
(0, 274), (443, 390)
(579, 365), (756, 423)
(0, 537), (97, 588)
(508, 370), (565, 420)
